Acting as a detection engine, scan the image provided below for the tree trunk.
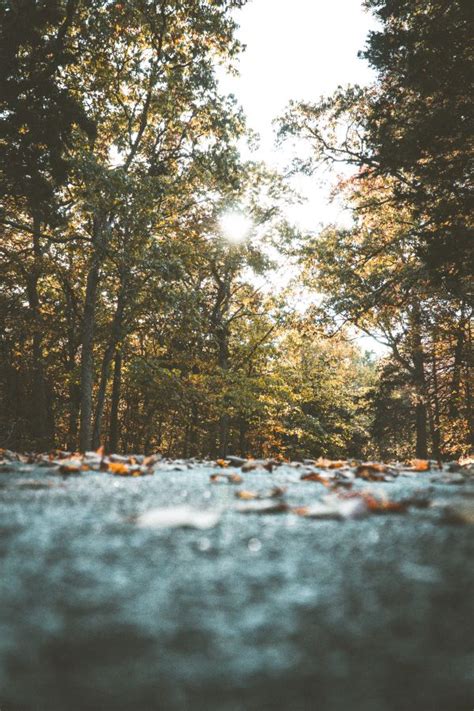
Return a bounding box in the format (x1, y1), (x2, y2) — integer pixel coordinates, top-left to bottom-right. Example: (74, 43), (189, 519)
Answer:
(92, 280), (127, 449)
(429, 351), (442, 460)
(217, 325), (230, 458)
(410, 303), (428, 459)
(26, 214), (52, 450)
(67, 381), (81, 451)
(216, 309), (230, 458)
(188, 402), (199, 458)
(465, 320), (473, 449)
(238, 416), (247, 457)
(449, 304), (467, 420)
(209, 263), (232, 459)
(79, 215), (107, 451)
(91, 343), (115, 450)
(108, 350), (122, 453)
(218, 412), (230, 458)
(61, 273), (81, 451)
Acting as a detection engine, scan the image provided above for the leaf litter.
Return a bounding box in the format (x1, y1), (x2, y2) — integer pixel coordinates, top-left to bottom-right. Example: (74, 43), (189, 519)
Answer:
(1, 450), (473, 526)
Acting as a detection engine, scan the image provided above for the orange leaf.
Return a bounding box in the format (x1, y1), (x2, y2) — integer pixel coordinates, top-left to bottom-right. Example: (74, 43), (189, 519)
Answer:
(355, 463), (388, 480)
(342, 492), (406, 514)
(364, 494), (406, 513)
(315, 458), (347, 469)
(410, 459), (430, 471)
(210, 472), (243, 484)
(108, 462), (129, 475)
(301, 472), (331, 486)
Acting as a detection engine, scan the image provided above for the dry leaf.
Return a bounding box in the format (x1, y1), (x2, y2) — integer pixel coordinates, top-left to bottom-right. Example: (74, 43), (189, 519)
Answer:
(58, 458), (88, 474)
(301, 472), (332, 486)
(235, 489), (258, 500)
(108, 462), (130, 475)
(210, 472), (243, 484)
(235, 500), (288, 514)
(343, 492), (406, 514)
(410, 459), (430, 471)
(143, 454), (161, 467)
(293, 497), (368, 520)
(234, 486), (286, 500)
(135, 506), (220, 530)
(314, 458), (348, 469)
(241, 459), (277, 472)
(355, 463), (389, 481)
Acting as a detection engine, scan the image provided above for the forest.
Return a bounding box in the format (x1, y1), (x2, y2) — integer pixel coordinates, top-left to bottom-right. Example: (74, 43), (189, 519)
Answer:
(0, 0), (472, 461)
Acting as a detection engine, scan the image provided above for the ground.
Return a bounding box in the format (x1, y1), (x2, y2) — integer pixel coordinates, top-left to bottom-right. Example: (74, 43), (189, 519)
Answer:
(0, 458), (473, 711)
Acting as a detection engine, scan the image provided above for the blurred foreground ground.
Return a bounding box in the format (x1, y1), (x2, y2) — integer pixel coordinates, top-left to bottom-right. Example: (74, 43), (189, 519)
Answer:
(0, 457), (473, 711)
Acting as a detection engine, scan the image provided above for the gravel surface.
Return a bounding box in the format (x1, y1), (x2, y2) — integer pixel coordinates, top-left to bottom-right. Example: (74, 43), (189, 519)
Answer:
(0, 461), (473, 711)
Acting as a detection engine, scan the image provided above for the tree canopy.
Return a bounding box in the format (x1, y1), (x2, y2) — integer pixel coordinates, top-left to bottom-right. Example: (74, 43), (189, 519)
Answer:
(0, 0), (472, 459)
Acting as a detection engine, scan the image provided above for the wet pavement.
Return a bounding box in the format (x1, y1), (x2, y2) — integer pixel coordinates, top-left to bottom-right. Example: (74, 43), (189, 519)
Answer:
(0, 460), (473, 711)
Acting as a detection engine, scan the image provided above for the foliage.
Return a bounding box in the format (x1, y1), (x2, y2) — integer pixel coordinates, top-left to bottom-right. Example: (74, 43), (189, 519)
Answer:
(0, 0), (471, 459)
(279, 0), (473, 295)
(279, 0), (473, 458)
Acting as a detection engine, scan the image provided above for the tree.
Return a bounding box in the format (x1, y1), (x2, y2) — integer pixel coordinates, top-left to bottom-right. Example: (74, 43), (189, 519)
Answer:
(0, 0), (249, 451)
(361, 0), (473, 290)
(278, 0), (473, 458)
(0, 0), (95, 448)
(68, 0), (248, 451)
(296, 174), (472, 457)
(279, 0), (473, 295)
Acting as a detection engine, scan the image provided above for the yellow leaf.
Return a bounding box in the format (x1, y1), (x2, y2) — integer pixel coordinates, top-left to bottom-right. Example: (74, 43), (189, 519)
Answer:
(235, 490), (258, 500)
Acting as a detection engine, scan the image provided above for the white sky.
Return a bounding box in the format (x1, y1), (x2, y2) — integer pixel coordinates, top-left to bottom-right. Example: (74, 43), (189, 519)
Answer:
(218, 0), (386, 356)
(220, 0), (378, 230)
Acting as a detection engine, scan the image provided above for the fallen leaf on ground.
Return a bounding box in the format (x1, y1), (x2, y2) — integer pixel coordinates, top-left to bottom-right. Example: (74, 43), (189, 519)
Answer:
(314, 458), (348, 469)
(135, 506), (221, 530)
(143, 454), (162, 467)
(210, 472), (243, 484)
(234, 486), (286, 500)
(300, 471), (352, 488)
(301, 472), (332, 486)
(409, 459), (430, 471)
(241, 459), (278, 472)
(355, 463), (389, 481)
(108, 462), (130, 475)
(342, 491), (407, 514)
(226, 455), (247, 467)
(293, 496), (368, 520)
(108, 461), (151, 476)
(58, 458), (89, 474)
(235, 500), (289, 514)
(109, 454), (130, 463)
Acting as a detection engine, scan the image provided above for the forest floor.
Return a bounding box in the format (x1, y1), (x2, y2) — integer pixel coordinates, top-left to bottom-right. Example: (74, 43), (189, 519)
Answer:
(0, 452), (473, 711)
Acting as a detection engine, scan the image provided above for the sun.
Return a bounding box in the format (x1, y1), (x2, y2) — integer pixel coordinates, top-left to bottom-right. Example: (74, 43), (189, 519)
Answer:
(219, 211), (252, 243)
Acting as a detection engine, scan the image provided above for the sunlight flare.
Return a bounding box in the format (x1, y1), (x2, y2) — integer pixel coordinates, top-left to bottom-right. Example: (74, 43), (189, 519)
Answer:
(219, 211), (252, 243)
